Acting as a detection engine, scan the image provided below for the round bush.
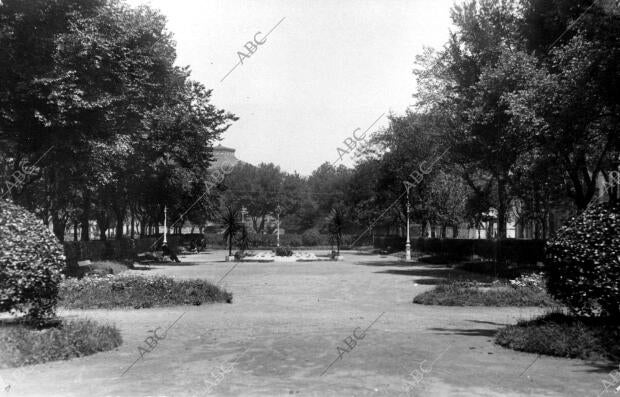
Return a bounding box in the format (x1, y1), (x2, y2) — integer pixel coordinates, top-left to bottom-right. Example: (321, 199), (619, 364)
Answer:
(0, 200), (65, 320)
(282, 234), (302, 247)
(274, 246), (293, 257)
(545, 201), (620, 319)
(301, 229), (322, 246)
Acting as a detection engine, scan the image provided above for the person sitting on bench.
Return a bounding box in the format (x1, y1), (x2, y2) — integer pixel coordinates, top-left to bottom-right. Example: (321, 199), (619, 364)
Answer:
(162, 243), (181, 263)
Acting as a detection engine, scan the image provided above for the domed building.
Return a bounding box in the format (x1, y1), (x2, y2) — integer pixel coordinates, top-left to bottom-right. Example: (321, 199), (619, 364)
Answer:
(210, 144), (241, 170)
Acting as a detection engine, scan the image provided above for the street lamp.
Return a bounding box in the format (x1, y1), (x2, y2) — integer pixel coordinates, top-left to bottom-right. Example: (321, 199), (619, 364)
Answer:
(403, 182), (414, 262)
(163, 205), (168, 244)
(241, 206), (248, 225)
(275, 204), (282, 247)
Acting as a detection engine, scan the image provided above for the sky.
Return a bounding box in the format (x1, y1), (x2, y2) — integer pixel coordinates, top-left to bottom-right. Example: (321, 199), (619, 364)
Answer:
(126, 0), (457, 175)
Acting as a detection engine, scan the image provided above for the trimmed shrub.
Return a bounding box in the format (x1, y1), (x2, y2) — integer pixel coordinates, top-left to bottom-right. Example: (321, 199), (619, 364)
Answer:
(0, 200), (65, 321)
(0, 318), (122, 368)
(274, 246), (293, 257)
(59, 274), (232, 309)
(301, 229), (322, 246)
(495, 312), (620, 361)
(545, 202), (620, 319)
(413, 280), (556, 307)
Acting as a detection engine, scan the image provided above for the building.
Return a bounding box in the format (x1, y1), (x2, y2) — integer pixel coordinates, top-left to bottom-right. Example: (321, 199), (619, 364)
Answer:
(210, 144), (241, 170)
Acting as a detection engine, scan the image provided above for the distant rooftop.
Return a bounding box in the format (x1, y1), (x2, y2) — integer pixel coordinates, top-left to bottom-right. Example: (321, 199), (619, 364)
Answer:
(210, 144), (241, 169)
(213, 144), (236, 152)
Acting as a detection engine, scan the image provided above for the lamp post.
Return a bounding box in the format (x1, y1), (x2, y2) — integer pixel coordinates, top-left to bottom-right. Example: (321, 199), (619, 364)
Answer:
(163, 205), (168, 244)
(610, 152), (620, 203)
(403, 182), (414, 262)
(275, 204), (282, 247)
(241, 206), (248, 225)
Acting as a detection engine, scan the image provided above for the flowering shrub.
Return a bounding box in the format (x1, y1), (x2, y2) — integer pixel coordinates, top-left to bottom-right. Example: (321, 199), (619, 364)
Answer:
(59, 273), (232, 309)
(545, 201), (620, 319)
(0, 200), (65, 322)
(510, 273), (546, 292)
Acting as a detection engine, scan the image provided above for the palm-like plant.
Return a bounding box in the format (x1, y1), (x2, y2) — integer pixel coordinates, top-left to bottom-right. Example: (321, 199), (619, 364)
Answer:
(221, 206), (242, 256)
(328, 207), (345, 256)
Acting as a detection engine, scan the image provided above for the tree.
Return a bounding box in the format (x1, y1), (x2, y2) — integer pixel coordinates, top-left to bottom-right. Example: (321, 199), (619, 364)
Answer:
(504, 32), (620, 209)
(428, 171), (471, 238)
(327, 207), (345, 256)
(370, 112), (449, 236)
(0, 0), (237, 241)
(308, 163), (352, 226)
(221, 206), (241, 256)
(220, 163), (302, 234)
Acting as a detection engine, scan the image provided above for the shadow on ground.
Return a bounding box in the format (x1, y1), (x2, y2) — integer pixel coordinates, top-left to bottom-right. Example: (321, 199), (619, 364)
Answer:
(354, 259), (454, 268)
(428, 326), (499, 338)
(375, 267), (500, 283)
(143, 261), (203, 267)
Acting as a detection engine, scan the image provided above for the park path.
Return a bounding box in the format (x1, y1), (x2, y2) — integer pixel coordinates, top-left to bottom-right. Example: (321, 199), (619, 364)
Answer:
(0, 250), (613, 397)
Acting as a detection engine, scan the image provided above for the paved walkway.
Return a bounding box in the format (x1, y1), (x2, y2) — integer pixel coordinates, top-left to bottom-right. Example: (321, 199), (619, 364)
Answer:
(0, 250), (614, 396)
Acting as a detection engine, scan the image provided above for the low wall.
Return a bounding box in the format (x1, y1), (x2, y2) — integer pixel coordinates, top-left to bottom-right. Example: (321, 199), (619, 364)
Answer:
(201, 233), (371, 248)
(374, 236), (546, 264)
(63, 236), (180, 274)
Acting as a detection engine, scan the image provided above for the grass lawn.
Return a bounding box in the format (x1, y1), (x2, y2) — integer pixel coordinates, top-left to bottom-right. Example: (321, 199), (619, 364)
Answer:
(413, 280), (558, 307)
(0, 318), (122, 368)
(59, 274), (233, 309)
(496, 312), (620, 361)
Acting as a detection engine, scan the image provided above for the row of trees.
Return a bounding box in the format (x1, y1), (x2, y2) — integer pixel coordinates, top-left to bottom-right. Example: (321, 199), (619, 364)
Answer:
(1, 0), (617, 244)
(0, 0), (236, 241)
(344, 0), (620, 240)
(223, 0), (619, 242)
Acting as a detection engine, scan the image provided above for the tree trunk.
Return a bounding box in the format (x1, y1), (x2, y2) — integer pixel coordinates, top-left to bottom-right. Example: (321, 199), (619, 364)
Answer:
(130, 211), (135, 239)
(98, 221), (107, 241)
(111, 203), (124, 240)
(51, 212), (66, 242)
(497, 176), (507, 239)
(80, 211), (90, 241)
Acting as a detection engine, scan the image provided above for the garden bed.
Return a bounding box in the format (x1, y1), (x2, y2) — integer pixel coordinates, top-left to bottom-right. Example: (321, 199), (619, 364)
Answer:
(413, 280), (557, 307)
(496, 312), (620, 361)
(237, 251), (334, 262)
(0, 318), (122, 368)
(59, 274), (232, 309)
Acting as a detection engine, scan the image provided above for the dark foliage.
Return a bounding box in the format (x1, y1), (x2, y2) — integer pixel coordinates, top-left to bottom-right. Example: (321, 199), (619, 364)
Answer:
(0, 200), (65, 323)
(59, 274), (232, 309)
(0, 318), (122, 368)
(274, 246), (293, 257)
(545, 202), (620, 319)
(496, 312), (620, 361)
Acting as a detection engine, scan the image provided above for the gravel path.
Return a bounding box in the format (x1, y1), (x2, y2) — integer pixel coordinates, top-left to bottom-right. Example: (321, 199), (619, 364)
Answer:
(0, 250), (612, 396)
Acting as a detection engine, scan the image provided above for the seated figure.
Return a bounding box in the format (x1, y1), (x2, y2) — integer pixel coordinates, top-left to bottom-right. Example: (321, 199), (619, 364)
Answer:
(162, 243), (181, 263)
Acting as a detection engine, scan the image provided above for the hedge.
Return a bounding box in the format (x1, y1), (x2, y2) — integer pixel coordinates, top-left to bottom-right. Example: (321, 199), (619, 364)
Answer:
(374, 236), (546, 264)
